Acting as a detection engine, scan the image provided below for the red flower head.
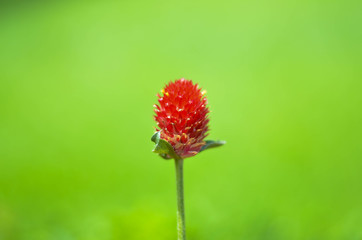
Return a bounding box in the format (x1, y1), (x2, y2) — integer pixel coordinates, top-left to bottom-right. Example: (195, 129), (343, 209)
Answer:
(154, 78), (209, 159)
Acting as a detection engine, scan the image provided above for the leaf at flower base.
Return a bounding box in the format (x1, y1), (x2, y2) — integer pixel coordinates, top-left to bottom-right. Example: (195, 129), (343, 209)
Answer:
(158, 153), (172, 160)
(151, 131), (180, 160)
(200, 140), (226, 152)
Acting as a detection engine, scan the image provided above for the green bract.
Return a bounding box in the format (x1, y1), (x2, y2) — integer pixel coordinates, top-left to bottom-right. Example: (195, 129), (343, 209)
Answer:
(151, 131), (225, 160)
(151, 131), (180, 160)
(200, 140), (227, 152)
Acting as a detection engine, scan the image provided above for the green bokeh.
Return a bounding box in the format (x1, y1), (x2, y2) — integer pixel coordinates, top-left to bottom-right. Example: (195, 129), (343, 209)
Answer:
(1, 0), (361, 239)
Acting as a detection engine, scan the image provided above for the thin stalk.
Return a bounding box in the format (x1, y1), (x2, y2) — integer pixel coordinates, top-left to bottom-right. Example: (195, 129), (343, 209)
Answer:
(174, 158), (186, 240)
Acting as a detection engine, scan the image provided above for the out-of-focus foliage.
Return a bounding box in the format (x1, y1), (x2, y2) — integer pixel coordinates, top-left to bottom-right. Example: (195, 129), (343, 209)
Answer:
(0, 0), (361, 239)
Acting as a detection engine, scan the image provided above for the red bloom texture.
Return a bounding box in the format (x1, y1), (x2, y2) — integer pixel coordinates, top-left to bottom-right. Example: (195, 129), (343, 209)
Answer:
(154, 78), (210, 159)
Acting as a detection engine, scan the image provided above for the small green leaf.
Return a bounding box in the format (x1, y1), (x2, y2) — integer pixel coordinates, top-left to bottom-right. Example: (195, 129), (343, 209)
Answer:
(151, 131), (159, 143)
(200, 140), (226, 152)
(151, 131), (180, 160)
(159, 153), (172, 160)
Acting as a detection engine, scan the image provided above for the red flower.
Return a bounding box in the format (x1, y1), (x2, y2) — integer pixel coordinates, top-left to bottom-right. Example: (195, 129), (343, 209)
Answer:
(154, 78), (209, 159)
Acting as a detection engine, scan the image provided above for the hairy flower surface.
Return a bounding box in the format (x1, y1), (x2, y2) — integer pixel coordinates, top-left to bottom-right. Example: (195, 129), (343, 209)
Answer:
(154, 79), (209, 159)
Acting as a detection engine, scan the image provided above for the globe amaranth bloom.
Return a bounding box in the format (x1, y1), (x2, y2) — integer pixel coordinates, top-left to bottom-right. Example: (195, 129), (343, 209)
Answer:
(153, 78), (209, 159)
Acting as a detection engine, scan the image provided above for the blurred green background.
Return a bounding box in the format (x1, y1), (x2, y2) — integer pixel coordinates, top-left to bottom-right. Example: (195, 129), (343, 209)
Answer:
(1, 0), (362, 239)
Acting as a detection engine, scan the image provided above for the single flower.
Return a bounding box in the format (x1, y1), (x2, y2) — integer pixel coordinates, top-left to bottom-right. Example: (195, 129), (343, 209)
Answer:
(151, 78), (225, 240)
(153, 78), (209, 159)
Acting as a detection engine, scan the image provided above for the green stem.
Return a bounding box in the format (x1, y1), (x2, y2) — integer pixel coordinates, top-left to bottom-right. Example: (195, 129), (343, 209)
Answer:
(175, 158), (186, 240)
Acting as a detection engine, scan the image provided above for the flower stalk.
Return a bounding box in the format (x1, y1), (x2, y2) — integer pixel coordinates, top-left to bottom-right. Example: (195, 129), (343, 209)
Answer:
(175, 157), (186, 240)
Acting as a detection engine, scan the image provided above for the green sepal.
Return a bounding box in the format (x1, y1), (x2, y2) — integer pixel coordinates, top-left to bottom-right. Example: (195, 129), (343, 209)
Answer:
(151, 131), (180, 160)
(200, 140), (226, 152)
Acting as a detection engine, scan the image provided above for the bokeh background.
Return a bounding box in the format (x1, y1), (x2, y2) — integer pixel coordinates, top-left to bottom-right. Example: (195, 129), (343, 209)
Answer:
(1, 0), (362, 239)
